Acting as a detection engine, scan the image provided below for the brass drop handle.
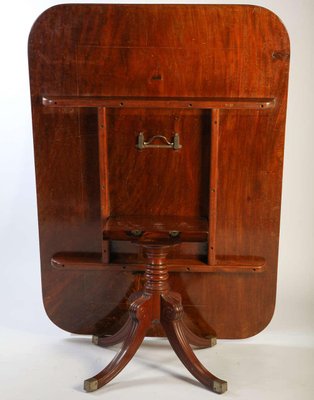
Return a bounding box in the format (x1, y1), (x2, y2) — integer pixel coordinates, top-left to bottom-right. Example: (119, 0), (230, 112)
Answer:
(136, 132), (182, 150)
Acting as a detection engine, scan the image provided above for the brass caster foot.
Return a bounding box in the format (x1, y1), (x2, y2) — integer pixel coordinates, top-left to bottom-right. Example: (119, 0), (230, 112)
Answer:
(213, 380), (228, 394)
(207, 336), (217, 347)
(84, 377), (98, 392)
(92, 335), (99, 345)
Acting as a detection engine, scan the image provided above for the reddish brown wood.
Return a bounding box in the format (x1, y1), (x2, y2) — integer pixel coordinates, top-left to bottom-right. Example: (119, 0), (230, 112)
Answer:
(42, 96), (275, 109)
(161, 294), (227, 393)
(84, 295), (152, 392)
(51, 252), (266, 273)
(85, 240), (226, 393)
(29, 4), (290, 343)
(209, 109), (220, 265)
(182, 321), (217, 349)
(93, 316), (133, 347)
(98, 107), (110, 263)
(93, 305), (217, 349)
(103, 215), (208, 242)
(105, 107), (210, 219)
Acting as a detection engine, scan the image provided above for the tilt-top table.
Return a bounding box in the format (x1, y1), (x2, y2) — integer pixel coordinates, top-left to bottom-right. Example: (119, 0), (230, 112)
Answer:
(28, 4), (290, 394)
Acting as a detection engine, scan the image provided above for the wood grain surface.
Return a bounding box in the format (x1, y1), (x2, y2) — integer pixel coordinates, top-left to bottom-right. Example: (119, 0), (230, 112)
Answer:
(28, 4), (289, 338)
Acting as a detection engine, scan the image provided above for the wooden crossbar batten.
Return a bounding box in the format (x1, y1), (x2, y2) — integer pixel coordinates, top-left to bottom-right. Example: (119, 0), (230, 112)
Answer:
(42, 96), (276, 110)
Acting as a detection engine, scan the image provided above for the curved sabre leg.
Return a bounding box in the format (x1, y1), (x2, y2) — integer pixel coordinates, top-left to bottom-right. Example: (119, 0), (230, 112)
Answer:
(182, 322), (217, 348)
(93, 317), (132, 347)
(161, 294), (227, 394)
(84, 296), (152, 392)
(168, 292), (217, 348)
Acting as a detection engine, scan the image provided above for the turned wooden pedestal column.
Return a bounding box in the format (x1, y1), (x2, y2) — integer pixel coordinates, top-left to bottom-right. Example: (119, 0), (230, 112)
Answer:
(84, 238), (227, 394)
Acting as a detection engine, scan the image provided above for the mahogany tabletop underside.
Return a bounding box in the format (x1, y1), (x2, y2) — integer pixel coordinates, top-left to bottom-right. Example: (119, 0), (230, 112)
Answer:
(29, 4), (289, 338)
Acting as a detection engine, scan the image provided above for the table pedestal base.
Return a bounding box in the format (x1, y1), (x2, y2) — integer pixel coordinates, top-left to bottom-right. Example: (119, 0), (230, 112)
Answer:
(84, 242), (227, 394)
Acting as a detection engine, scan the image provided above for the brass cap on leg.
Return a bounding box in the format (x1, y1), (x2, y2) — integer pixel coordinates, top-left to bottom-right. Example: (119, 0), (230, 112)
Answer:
(213, 380), (228, 394)
(92, 335), (99, 345)
(84, 378), (98, 392)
